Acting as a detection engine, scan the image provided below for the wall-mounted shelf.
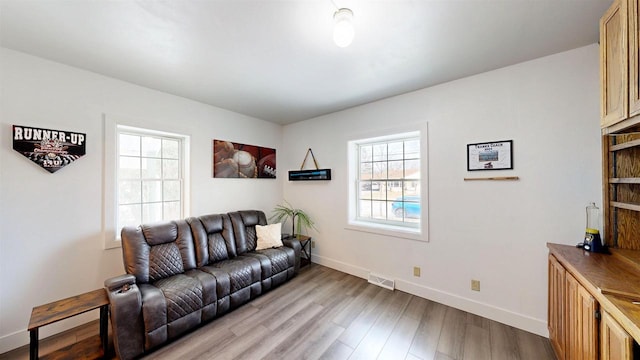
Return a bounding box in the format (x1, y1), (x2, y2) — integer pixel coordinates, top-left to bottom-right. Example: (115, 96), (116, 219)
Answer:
(463, 176), (519, 181)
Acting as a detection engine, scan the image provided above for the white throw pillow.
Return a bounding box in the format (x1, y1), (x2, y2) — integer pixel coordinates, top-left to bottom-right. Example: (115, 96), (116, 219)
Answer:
(255, 223), (283, 250)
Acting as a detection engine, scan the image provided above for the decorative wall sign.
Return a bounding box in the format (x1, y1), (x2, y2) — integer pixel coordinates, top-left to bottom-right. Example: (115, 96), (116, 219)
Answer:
(467, 140), (513, 171)
(13, 125), (86, 173)
(213, 139), (276, 178)
(289, 148), (332, 181)
(289, 169), (332, 181)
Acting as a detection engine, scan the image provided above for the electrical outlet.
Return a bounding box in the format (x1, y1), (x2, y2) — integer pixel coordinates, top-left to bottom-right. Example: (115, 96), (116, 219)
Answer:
(311, 241), (315, 248)
(471, 279), (480, 291)
(413, 266), (421, 277)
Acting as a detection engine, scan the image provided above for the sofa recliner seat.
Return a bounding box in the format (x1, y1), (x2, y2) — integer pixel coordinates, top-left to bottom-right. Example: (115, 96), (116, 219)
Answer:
(104, 210), (301, 360)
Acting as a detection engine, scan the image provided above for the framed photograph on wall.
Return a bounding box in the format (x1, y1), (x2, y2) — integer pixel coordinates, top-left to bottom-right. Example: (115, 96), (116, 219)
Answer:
(467, 140), (513, 171)
(213, 139), (276, 178)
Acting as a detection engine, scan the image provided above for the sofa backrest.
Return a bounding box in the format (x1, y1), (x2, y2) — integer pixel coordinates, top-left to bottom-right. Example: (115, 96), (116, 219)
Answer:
(121, 219), (197, 284)
(187, 214), (236, 267)
(228, 210), (267, 255)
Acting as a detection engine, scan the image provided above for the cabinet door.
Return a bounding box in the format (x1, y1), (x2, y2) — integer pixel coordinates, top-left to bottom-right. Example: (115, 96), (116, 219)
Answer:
(566, 273), (599, 359)
(601, 0), (629, 127)
(630, 0), (640, 117)
(548, 254), (566, 360)
(601, 310), (633, 360)
(576, 284), (599, 359)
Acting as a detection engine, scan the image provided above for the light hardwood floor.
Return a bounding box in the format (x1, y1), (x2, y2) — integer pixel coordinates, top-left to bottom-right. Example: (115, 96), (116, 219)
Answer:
(1, 265), (556, 360)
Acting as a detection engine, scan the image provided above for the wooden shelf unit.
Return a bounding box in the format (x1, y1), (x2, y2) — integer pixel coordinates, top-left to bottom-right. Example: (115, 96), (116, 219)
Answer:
(548, 2), (640, 359)
(603, 130), (640, 250)
(600, 0), (640, 251)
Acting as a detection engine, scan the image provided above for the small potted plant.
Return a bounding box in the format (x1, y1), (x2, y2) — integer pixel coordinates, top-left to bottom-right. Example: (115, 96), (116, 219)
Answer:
(270, 200), (316, 238)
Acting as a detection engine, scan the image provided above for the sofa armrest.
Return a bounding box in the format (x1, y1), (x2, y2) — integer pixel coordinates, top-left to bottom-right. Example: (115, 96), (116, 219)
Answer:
(104, 274), (136, 292)
(104, 275), (144, 360)
(282, 238), (302, 273)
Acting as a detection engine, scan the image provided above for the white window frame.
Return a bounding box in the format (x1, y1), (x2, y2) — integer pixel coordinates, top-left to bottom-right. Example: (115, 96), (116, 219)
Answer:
(346, 123), (428, 242)
(103, 115), (190, 249)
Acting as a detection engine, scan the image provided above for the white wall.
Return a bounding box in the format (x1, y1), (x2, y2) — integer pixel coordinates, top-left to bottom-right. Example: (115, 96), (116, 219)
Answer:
(281, 45), (602, 336)
(0, 43), (602, 353)
(0, 47), (283, 352)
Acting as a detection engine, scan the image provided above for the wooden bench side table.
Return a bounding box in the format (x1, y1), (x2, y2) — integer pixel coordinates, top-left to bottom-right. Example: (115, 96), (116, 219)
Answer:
(27, 288), (109, 359)
(283, 235), (312, 267)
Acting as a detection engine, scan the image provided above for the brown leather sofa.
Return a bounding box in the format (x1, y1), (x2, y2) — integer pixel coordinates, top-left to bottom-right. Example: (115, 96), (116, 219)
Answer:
(104, 210), (301, 360)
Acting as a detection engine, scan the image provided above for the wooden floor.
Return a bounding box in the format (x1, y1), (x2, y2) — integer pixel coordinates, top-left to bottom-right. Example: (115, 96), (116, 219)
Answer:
(1, 265), (555, 360)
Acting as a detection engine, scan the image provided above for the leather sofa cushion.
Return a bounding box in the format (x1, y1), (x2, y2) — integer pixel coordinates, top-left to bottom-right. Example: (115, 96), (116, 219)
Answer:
(197, 266), (232, 315)
(139, 273), (207, 350)
(142, 222), (179, 246)
(208, 233), (230, 262)
(122, 220), (197, 284)
(228, 210), (267, 255)
(243, 246), (295, 292)
(149, 243), (185, 282)
(184, 270), (218, 321)
(154, 275), (204, 323)
(212, 257), (261, 293)
(188, 215), (236, 267)
(256, 247), (294, 275)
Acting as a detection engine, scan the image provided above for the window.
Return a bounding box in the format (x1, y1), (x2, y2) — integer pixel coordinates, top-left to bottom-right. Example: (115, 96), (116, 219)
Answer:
(116, 126), (188, 232)
(347, 127), (426, 241)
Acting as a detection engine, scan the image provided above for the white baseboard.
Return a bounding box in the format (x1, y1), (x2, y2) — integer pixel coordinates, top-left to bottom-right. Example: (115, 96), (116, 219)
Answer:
(0, 329), (27, 355)
(395, 279), (549, 337)
(312, 254), (549, 338)
(312, 254), (370, 279)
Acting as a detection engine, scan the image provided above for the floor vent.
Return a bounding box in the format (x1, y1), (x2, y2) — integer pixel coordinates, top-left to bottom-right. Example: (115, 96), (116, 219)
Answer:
(368, 273), (395, 290)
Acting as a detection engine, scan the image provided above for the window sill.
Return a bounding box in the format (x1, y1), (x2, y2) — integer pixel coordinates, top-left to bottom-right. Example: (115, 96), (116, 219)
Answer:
(104, 238), (122, 249)
(345, 221), (427, 242)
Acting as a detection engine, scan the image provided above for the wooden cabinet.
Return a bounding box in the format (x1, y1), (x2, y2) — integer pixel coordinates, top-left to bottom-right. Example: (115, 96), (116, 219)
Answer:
(630, 0), (640, 118)
(566, 273), (599, 359)
(601, 0), (629, 127)
(548, 254), (566, 359)
(600, 0), (640, 251)
(601, 310), (634, 360)
(601, 0), (640, 129)
(548, 255), (599, 360)
(551, 3), (640, 358)
(547, 245), (640, 360)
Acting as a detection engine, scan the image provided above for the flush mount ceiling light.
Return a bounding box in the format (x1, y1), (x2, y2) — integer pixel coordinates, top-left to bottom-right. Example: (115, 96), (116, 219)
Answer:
(333, 8), (354, 48)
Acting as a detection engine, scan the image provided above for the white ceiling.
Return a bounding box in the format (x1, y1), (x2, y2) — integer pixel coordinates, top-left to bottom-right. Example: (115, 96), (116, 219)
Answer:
(0, 0), (611, 125)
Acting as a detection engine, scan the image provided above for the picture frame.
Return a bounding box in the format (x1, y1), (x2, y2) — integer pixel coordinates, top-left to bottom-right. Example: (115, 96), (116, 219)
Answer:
(213, 139), (276, 178)
(467, 140), (513, 171)
(288, 169), (332, 181)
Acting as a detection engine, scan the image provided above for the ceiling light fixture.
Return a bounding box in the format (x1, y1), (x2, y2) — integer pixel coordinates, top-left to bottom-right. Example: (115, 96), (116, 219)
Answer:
(333, 8), (354, 48)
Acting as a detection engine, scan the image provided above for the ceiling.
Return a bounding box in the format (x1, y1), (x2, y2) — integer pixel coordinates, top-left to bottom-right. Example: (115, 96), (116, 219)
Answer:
(0, 0), (612, 125)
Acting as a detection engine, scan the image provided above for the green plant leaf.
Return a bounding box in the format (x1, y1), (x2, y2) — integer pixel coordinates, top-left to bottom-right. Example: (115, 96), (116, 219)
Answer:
(269, 200), (317, 236)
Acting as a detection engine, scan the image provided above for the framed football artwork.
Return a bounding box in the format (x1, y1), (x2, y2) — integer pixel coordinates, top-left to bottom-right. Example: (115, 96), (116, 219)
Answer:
(213, 139), (276, 179)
